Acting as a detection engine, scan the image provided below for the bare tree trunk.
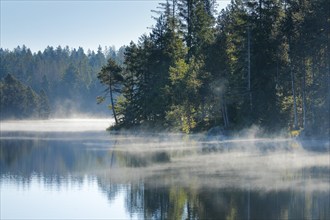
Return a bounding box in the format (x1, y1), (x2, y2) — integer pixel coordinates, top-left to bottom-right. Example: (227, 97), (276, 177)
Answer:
(187, 103), (192, 132)
(247, 26), (252, 111)
(311, 63), (315, 127)
(109, 74), (118, 125)
(187, 0), (192, 58)
(172, 0), (177, 23)
(259, 0), (262, 20)
(290, 65), (298, 130)
(288, 38), (298, 130)
(302, 60), (307, 129)
(327, 21), (330, 136)
(222, 95), (229, 128)
(225, 102), (229, 127)
(200, 94), (206, 120)
(222, 104), (227, 128)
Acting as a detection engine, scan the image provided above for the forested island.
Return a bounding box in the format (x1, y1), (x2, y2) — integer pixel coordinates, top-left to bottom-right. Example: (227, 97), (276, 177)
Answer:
(97, 0), (329, 137)
(1, 0), (329, 137)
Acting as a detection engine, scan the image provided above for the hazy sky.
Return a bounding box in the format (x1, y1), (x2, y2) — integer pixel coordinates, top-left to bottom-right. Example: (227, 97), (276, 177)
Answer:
(1, 0), (231, 53)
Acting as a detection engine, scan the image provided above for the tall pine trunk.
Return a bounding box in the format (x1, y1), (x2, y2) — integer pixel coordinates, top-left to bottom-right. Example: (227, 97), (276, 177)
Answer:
(109, 75), (118, 125)
(288, 39), (298, 130)
(290, 65), (298, 130)
(302, 60), (307, 130)
(222, 95), (229, 128)
(247, 26), (252, 111)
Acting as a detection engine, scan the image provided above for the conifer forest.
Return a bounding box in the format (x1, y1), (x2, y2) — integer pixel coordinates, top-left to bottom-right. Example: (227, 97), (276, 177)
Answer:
(1, 0), (329, 136)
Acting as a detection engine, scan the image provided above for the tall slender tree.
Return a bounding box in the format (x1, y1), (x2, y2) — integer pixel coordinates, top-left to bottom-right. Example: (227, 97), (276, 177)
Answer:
(97, 58), (123, 125)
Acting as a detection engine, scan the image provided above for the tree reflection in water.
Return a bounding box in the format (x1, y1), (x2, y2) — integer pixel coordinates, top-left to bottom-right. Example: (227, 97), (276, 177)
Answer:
(1, 131), (329, 219)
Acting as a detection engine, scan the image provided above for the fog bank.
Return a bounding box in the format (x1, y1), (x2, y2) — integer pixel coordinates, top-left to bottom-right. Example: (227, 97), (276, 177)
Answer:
(0, 118), (114, 132)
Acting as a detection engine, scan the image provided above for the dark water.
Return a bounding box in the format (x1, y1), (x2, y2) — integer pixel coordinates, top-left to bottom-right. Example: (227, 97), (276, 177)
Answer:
(1, 120), (329, 219)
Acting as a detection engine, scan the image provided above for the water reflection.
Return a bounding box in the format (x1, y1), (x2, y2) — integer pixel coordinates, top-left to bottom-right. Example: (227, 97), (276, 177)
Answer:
(1, 129), (329, 219)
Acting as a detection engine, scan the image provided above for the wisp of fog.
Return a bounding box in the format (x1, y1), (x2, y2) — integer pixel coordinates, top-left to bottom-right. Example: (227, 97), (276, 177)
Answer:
(1, 119), (328, 192)
(0, 118), (114, 132)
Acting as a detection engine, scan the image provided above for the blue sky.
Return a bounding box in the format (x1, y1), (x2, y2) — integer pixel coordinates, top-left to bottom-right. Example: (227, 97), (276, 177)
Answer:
(1, 0), (231, 53)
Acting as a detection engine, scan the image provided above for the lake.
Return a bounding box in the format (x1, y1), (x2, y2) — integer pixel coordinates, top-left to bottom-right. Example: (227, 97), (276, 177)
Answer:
(1, 119), (329, 219)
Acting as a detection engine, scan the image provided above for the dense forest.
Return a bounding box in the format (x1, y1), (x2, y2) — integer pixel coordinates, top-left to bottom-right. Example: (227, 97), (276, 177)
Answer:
(0, 74), (50, 119)
(97, 0), (329, 136)
(0, 45), (125, 118)
(1, 0), (329, 136)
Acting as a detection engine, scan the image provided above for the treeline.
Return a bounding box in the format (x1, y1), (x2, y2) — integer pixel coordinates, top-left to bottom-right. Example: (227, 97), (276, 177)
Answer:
(0, 45), (125, 117)
(98, 0), (329, 136)
(0, 74), (50, 119)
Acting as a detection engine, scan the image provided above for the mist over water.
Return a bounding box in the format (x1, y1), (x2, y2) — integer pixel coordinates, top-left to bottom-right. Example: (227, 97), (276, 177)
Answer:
(0, 118), (114, 132)
(1, 119), (329, 219)
(94, 133), (329, 192)
(1, 119), (329, 190)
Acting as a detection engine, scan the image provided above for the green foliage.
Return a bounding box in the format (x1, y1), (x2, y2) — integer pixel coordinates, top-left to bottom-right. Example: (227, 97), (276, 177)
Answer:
(38, 89), (50, 119)
(95, 0), (329, 136)
(0, 74), (50, 119)
(0, 45), (126, 116)
(97, 58), (123, 125)
(0, 0), (312, 136)
(166, 57), (203, 132)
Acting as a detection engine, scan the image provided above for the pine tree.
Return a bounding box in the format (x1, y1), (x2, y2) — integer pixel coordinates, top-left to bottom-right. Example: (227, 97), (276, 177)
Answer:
(97, 58), (123, 125)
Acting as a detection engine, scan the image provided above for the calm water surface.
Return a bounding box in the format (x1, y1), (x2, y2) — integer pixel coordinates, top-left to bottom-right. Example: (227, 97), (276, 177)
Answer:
(1, 119), (329, 219)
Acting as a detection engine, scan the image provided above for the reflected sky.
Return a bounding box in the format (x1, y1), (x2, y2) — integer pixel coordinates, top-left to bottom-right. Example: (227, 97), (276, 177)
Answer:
(1, 175), (136, 220)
